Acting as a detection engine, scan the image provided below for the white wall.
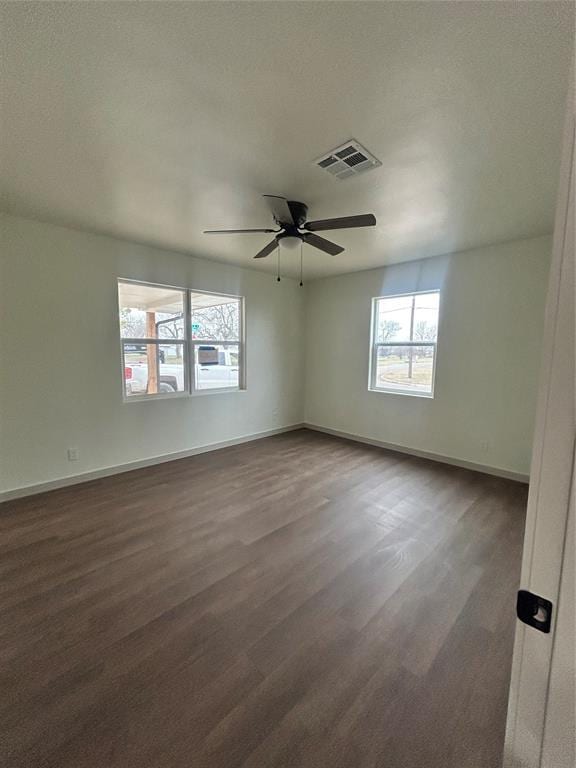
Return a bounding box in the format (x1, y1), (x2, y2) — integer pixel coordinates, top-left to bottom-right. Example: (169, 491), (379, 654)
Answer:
(303, 236), (551, 477)
(0, 215), (551, 496)
(0, 214), (304, 495)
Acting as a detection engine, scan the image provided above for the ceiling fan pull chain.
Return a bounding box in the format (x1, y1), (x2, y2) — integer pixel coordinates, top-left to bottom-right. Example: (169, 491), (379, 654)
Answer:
(276, 243), (281, 282)
(299, 242), (303, 287)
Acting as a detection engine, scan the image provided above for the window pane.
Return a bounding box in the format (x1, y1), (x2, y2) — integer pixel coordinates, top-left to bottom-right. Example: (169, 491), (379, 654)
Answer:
(374, 345), (435, 394)
(190, 292), (240, 341)
(413, 292), (440, 342)
(119, 282), (185, 340)
(194, 343), (239, 390)
(123, 343), (185, 397)
(376, 296), (413, 342)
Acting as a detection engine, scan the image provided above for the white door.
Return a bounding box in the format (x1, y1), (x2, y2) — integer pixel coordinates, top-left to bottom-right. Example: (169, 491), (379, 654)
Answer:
(503, 86), (575, 768)
(541, 484), (575, 768)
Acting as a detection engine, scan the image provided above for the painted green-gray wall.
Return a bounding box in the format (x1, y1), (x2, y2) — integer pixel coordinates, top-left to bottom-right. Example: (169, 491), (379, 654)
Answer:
(303, 236), (551, 477)
(0, 214), (304, 495)
(0, 214), (551, 495)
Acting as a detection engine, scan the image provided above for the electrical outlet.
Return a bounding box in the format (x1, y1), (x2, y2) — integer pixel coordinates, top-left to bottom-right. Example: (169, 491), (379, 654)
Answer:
(67, 447), (79, 462)
(480, 440), (489, 452)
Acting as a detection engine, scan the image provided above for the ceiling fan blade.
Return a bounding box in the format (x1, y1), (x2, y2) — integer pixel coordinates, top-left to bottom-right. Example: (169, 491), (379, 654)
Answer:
(302, 232), (344, 256)
(263, 195), (295, 226)
(253, 239), (279, 259)
(203, 228), (278, 234)
(305, 214), (376, 232)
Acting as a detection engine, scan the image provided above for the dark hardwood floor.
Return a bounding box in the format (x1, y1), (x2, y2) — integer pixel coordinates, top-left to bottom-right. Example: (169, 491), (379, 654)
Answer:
(0, 429), (527, 768)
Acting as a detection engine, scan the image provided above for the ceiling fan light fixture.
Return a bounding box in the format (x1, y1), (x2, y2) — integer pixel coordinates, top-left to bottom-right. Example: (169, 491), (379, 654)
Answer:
(280, 235), (301, 250)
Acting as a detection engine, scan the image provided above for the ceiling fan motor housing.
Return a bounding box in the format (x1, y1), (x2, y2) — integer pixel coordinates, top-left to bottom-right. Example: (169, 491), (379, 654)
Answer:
(285, 201), (308, 228)
(275, 201), (308, 245)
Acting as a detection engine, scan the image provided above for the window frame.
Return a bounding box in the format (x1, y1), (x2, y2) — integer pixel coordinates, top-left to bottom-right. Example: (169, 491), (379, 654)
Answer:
(120, 338), (189, 403)
(189, 288), (246, 395)
(368, 290), (440, 399)
(118, 279), (245, 402)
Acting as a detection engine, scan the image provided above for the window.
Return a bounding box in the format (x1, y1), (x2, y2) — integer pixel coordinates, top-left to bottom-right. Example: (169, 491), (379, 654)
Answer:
(369, 291), (440, 397)
(190, 291), (243, 391)
(119, 281), (187, 399)
(118, 280), (244, 399)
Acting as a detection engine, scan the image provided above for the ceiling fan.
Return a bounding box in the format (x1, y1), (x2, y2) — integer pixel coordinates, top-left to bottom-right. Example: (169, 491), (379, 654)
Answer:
(203, 195), (376, 259)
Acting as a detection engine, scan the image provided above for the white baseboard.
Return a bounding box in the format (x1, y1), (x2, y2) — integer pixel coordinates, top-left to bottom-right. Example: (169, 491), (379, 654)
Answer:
(303, 423), (530, 484)
(1, 421), (528, 503)
(0, 424), (305, 503)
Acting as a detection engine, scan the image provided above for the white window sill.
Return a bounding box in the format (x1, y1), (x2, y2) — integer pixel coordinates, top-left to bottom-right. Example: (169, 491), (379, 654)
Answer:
(368, 387), (434, 400)
(191, 387), (246, 397)
(123, 388), (246, 403)
(123, 391), (189, 403)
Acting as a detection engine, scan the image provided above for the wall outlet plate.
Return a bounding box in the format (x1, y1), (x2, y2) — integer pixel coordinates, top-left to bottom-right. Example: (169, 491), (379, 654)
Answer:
(67, 447), (79, 462)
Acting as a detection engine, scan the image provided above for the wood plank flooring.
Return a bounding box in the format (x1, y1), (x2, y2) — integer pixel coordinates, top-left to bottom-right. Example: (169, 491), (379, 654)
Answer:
(0, 429), (527, 768)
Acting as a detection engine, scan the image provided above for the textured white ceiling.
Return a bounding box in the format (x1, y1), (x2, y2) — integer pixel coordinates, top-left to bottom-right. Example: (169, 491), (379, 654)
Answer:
(1, 1), (573, 279)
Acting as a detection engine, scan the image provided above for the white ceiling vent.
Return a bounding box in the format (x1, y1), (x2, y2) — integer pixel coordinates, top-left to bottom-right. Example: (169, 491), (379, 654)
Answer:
(314, 139), (381, 180)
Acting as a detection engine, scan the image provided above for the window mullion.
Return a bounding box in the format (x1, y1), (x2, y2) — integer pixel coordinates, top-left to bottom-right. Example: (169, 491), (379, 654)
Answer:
(184, 288), (193, 394)
(374, 342), (435, 348)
